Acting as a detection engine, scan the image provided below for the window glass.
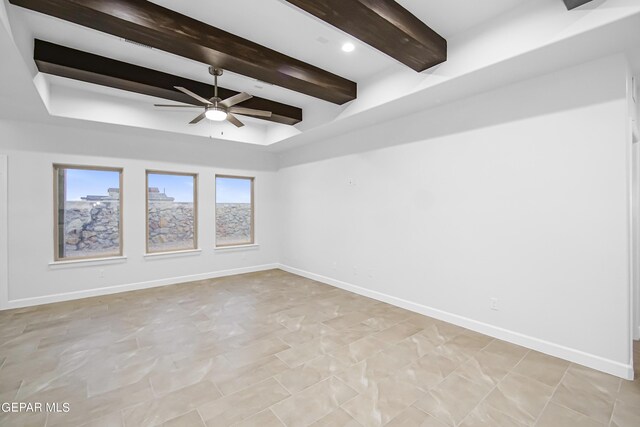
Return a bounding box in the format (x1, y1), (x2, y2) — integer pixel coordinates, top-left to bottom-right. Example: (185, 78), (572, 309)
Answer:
(54, 166), (122, 260)
(216, 176), (254, 246)
(147, 172), (197, 253)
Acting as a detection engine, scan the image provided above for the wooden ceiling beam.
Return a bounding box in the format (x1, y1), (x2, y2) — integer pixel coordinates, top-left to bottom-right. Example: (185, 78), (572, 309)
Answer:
(562, 0), (594, 10)
(10, 0), (356, 104)
(284, 0), (447, 72)
(34, 40), (303, 126)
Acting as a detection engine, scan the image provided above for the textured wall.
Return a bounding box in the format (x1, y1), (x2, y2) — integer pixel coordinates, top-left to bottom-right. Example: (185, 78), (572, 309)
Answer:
(148, 202), (195, 251)
(63, 201), (120, 257)
(63, 201), (196, 255)
(63, 201), (253, 255)
(216, 203), (252, 245)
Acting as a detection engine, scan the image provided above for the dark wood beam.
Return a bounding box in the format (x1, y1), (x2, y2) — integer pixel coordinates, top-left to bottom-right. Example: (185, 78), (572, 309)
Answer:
(10, 0), (356, 105)
(562, 0), (594, 10)
(34, 40), (303, 126)
(284, 0), (446, 72)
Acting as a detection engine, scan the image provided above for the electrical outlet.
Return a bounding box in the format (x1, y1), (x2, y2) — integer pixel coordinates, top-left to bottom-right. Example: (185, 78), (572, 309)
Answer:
(490, 298), (499, 311)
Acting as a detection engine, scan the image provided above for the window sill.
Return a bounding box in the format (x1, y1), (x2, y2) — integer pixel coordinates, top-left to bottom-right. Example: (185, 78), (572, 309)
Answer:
(215, 243), (260, 252)
(49, 256), (127, 269)
(144, 249), (202, 259)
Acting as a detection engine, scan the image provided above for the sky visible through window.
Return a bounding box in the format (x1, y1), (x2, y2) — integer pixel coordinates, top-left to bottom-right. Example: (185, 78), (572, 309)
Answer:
(216, 177), (251, 204)
(65, 169), (120, 201)
(65, 170), (250, 203)
(148, 173), (194, 203)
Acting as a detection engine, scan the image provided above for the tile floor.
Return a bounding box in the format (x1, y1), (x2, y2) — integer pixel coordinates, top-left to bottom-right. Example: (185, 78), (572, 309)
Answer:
(0, 269), (638, 426)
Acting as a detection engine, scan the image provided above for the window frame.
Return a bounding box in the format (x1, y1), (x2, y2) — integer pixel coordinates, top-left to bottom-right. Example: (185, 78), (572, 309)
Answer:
(215, 174), (255, 248)
(52, 164), (124, 262)
(145, 169), (199, 254)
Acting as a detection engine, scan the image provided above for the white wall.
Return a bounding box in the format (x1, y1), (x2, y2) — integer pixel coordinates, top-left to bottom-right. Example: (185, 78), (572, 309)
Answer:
(0, 119), (280, 307)
(0, 154), (7, 309)
(630, 61), (640, 343)
(278, 55), (633, 378)
(632, 141), (639, 342)
(631, 69), (640, 342)
(0, 53), (635, 379)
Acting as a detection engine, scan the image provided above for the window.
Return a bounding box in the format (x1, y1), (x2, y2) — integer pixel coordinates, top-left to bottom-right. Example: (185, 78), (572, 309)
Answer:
(53, 165), (123, 261)
(146, 171), (197, 253)
(216, 175), (254, 247)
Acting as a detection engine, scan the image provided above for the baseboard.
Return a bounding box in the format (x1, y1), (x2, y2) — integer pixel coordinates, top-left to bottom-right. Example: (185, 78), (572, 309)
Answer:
(278, 264), (634, 380)
(3, 263), (279, 310)
(3, 261), (634, 379)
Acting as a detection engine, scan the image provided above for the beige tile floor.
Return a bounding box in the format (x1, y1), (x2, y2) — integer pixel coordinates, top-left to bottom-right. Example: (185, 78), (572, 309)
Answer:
(0, 269), (638, 427)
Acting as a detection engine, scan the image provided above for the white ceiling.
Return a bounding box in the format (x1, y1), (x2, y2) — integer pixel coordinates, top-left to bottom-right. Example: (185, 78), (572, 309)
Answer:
(10, 0), (533, 102)
(3, 0), (532, 142)
(395, 0), (531, 38)
(2, 0), (639, 148)
(145, 0), (531, 81)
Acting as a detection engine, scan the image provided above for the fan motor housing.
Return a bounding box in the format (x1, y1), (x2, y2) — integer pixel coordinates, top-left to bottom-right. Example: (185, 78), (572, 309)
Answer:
(209, 67), (223, 77)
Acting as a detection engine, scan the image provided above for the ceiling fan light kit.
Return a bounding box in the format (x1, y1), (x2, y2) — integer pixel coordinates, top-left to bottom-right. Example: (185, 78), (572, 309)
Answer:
(155, 67), (272, 128)
(205, 107), (227, 122)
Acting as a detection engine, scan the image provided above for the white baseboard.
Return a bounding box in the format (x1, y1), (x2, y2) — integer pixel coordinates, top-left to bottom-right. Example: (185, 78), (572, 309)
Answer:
(2, 261), (634, 379)
(278, 264), (634, 380)
(3, 263), (279, 310)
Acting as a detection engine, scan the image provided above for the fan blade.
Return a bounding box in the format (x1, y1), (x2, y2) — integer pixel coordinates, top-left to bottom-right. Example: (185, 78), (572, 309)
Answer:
(219, 92), (252, 108)
(229, 107), (272, 118)
(189, 112), (207, 124)
(154, 104), (202, 108)
(226, 113), (244, 128)
(174, 86), (212, 105)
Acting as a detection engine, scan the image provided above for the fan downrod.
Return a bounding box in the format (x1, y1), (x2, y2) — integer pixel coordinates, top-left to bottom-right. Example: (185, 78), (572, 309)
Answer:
(208, 67), (223, 100)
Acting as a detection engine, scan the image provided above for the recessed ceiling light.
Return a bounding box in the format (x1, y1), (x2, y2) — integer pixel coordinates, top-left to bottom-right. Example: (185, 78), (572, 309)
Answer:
(342, 42), (355, 53)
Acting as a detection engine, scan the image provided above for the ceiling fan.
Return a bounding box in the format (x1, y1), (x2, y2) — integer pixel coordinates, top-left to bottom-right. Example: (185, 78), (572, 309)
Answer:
(154, 67), (272, 127)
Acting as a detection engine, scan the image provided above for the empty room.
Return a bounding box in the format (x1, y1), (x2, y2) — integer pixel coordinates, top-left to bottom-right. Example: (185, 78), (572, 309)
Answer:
(1, 0), (640, 426)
